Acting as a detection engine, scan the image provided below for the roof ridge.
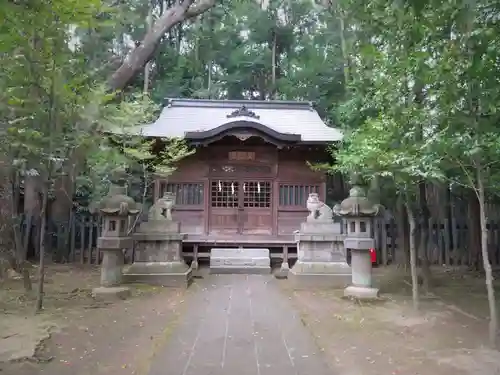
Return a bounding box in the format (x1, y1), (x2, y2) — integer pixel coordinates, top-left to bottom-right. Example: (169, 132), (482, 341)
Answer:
(164, 98), (316, 111)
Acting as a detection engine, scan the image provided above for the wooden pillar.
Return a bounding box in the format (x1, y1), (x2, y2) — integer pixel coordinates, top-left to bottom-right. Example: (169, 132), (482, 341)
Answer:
(272, 179), (279, 236)
(203, 178), (210, 235)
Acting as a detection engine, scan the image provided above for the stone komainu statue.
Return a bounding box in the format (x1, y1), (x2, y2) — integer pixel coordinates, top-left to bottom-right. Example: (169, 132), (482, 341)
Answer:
(148, 201), (167, 221)
(148, 192), (176, 221)
(306, 193), (333, 222)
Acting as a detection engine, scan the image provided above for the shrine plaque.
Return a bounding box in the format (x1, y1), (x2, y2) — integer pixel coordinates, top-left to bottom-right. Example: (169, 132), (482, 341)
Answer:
(228, 151), (255, 161)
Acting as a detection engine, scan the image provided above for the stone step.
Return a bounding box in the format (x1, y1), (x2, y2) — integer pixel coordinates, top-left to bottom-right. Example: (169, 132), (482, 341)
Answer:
(209, 248), (271, 274)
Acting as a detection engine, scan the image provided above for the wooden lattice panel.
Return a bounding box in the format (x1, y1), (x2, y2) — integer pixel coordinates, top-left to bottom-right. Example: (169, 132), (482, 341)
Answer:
(243, 181), (271, 208)
(211, 180), (239, 208)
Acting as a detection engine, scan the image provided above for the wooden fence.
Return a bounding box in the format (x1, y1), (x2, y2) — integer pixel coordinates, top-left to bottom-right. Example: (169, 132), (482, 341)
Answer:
(373, 217), (500, 267)
(41, 214), (104, 264)
(36, 212), (500, 268)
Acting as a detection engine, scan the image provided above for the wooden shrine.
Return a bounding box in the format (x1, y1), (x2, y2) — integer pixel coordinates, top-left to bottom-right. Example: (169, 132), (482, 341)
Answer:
(137, 99), (343, 255)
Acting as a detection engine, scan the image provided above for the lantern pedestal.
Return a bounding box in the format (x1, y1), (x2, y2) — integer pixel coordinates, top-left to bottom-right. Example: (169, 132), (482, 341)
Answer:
(289, 222), (351, 288)
(124, 209), (192, 288)
(93, 229), (134, 302)
(99, 248), (126, 286)
(344, 249), (379, 299)
(93, 246), (131, 302)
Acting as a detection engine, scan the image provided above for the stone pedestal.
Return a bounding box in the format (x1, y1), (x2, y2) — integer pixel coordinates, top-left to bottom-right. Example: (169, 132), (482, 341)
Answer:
(93, 240), (133, 300)
(100, 248), (126, 287)
(289, 222), (351, 288)
(343, 248), (379, 299)
(124, 221), (192, 288)
(210, 248), (271, 274)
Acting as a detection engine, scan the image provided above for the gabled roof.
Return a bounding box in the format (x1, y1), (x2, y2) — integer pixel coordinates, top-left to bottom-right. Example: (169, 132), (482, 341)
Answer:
(138, 98), (343, 143)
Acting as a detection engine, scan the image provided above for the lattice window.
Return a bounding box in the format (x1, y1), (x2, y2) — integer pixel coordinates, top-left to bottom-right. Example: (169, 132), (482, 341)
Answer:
(243, 181), (271, 208)
(161, 183), (204, 205)
(211, 181), (239, 208)
(279, 184), (320, 206)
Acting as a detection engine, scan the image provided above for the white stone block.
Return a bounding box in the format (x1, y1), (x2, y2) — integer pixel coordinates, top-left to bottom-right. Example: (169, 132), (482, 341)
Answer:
(210, 248), (271, 273)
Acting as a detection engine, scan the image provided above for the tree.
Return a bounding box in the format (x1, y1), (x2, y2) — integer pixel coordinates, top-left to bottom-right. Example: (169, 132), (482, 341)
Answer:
(331, 0), (499, 345)
(0, 0), (178, 309)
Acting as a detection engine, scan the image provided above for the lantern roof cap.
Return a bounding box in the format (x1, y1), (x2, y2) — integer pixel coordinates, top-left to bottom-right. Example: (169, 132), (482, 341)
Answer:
(333, 185), (382, 217)
(94, 184), (141, 216)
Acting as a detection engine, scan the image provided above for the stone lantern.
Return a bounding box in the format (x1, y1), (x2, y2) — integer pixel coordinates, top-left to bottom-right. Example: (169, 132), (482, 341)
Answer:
(92, 181), (140, 300)
(333, 184), (382, 299)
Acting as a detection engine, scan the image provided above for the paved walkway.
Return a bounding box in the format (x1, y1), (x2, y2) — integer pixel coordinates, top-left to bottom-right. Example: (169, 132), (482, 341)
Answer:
(149, 275), (334, 375)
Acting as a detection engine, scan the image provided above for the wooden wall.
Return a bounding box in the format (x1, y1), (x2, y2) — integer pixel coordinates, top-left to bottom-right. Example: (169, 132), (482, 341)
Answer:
(153, 142), (328, 237)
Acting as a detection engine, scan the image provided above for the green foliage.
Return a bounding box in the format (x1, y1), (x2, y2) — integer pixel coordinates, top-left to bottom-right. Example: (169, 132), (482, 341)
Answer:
(144, 0), (345, 118)
(0, 0), (194, 209)
(330, 0), (500, 203)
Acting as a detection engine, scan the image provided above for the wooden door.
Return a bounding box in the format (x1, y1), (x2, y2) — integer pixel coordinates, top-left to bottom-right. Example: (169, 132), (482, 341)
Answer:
(209, 179), (273, 235)
(209, 180), (240, 234)
(241, 180), (272, 235)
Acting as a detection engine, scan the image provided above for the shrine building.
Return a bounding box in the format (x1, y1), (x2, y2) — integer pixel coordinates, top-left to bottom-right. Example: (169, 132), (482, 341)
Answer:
(136, 98), (343, 260)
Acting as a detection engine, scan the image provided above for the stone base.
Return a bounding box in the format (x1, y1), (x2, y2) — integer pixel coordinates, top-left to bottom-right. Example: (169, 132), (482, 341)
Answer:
(300, 221), (342, 235)
(288, 261), (351, 288)
(209, 266), (271, 275)
(92, 286), (131, 301)
(344, 285), (380, 300)
(274, 262), (289, 279)
(123, 262), (192, 288)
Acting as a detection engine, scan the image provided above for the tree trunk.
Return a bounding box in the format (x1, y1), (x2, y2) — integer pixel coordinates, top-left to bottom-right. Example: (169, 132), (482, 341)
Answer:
(10, 171), (32, 292)
(467, 191), (482, 269)
(477, 169), (498, 347)
(35, 182), (49, 313)
(107, 0), (216, 91)
(23, 175), (40, 259)
(271, 30), (276, 99)
(406, 200), (419, 311)
(143, 0), (153, 94)
(418, 182), (432, 292)
(395, 195), (410, 269)
(338, 12), (350, 87)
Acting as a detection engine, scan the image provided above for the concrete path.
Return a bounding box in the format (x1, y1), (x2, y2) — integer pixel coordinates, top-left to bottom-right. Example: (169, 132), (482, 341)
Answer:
(149, 275), (334, 375)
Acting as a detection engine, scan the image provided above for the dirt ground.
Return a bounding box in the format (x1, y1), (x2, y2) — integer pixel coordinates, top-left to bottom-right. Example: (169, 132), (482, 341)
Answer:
(282, 266), (500, 375)
(0, 264), (189, 375)
(1, 265), (500, 375)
